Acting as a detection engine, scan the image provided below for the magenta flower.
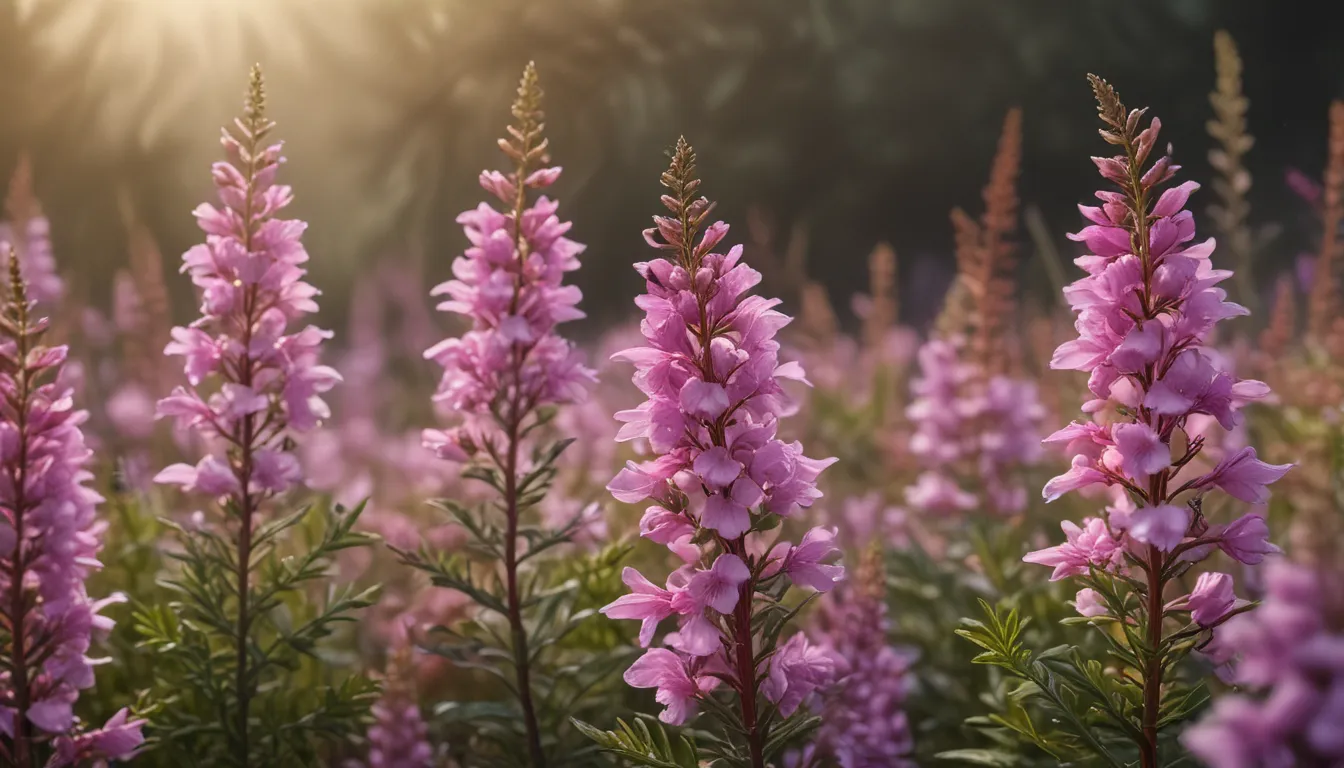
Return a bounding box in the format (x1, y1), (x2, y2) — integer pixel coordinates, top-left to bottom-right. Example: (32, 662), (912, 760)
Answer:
(1074, 588), (1108, 618)
(1211, 514), (1278, 564)
(1183, 572), (1240, 627)
(761, 634), (837, 718)
(1028, 78), (1290, 764)
(1, 259), (144, 764)
(601, 568), (679, 648)
(600, 139), (840, 759)
(1022, 517), (1125, 581)
(623, 649), (710, 726)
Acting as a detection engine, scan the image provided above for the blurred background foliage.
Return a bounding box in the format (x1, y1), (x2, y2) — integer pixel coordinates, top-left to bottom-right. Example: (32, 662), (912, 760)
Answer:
(2, 0), (1339, 334)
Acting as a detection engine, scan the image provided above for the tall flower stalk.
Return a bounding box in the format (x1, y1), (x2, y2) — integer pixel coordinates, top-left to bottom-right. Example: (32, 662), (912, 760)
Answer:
(906, 108), (1043, 520)
(580, 138), (841, 768)
(1, 252), (144, 767)
(396, 62), (597, 768)
(140, 66), (377, 767)
(960, 77), (1291, 768)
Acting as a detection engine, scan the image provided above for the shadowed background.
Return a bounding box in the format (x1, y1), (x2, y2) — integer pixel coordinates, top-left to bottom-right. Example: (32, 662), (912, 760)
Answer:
(1, 0), (1338, 337)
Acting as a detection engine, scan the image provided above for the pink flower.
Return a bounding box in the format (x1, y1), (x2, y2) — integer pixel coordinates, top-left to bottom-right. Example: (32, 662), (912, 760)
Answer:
(601, 568), (678, 648)
(1128, 503), (1189, 552)
(155, 456), (241, 497)
(1185, 572), (1239, 627)
(1213, 514), (1279, 565)
(1112, 422), (1169, 480)
(1195, 447), (1293, 504)
(1023, 518), (1124, 581)
(50, 708), (146, 767)
(1043, 455), (1109, 502)
(1074, 588), (1108, 617)
(762, 634), (837, 717)
(623, 649), (705, 725)
(686, 555), (750, 614)
(639, 506), (695, 544)
(781, 527), (846, 592)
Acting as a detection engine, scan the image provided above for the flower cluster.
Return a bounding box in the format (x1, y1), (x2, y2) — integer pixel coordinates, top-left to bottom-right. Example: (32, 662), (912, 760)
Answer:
(906, 335), (1044, 516)
(601, 138), (841, 763)
(905, 108), (1044, 520)
(807, 548), (915, 768)
(421, 66), (592, 460)
(154, 69), (339, 502)
(1184, 560), (1344, 766)
(350, 623), (435, 768)
(1025, 77), (1290, 764)
(1, 256), (143, 765)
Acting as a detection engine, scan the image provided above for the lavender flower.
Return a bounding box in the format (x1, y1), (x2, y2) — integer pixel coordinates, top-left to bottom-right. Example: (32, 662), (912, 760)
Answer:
(599, 138), (840, 766)
(1025, 76), (1290, 767)
(1, 253), (143, 766)
(809, 547), (915, 768)
(1184, 561), (1344, 766)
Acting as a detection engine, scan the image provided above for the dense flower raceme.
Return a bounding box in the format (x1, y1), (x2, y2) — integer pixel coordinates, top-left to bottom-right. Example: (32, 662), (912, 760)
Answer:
(1184, 561), (1344, 766)
(0, 261), (144, 765)
(348, 621), (436, 768)
(1025, 83), (1291, 762)
(806, 550), (915, 768)
(906, 334), (1044, 517)
(602, 140), (842, 744)
(1, 157), (63, 309)
(153, 82), (339, 504)
(420, 145), (593, 459)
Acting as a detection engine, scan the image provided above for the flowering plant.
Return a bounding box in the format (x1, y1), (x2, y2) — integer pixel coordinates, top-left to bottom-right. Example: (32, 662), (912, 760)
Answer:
(392, 63), (623, 768)
(1, 252), (145, 768)
(133, 66), (379, 767)
(956, 76), (1290, 768)
(576, 138), (843, 768)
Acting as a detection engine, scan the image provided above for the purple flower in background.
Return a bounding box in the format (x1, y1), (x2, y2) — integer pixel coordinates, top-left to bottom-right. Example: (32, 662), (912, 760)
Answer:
(1, 256), (143, 764)
(1, 156), (64, 308)
(1184, 561), (1344, 766)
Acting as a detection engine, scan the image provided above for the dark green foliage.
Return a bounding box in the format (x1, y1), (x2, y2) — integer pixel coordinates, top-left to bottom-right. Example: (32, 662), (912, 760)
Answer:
(394, 436), (628, 767)
(133, 501), (379, 767)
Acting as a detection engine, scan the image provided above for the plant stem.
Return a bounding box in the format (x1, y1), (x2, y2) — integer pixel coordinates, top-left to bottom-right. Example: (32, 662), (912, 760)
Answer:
(731, 559), (765, 768)
(1141, 545), (1163, 768)
(503, 398), (545, 768)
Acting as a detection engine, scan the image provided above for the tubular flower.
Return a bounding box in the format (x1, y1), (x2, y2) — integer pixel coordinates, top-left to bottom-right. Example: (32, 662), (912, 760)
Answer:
(601, 138), (840, 761)
(1, 255), (144, 764)
(1026, 76), (1290, 766)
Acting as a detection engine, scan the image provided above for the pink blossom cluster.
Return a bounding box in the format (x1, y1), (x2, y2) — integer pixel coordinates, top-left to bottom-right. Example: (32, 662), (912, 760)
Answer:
(808, 576), (915, 767)
(1026, 106), (1289, 625)
(906, 334), (1044, 516)
(421, 163), (593, 461)
(601, 145), (842, 730)
(152, 101), (339, 502)
(1, 270), (143, 764)
(1184, 561), (1344, 766)
(349, 622), (436, 768)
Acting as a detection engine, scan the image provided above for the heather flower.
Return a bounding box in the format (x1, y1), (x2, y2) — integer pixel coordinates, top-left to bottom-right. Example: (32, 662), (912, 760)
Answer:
(1, 254), (144, 765)
(1019, 76), (1290, 767)
(1184, 561), (1344, 766)
(594, 138), (840, 766)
